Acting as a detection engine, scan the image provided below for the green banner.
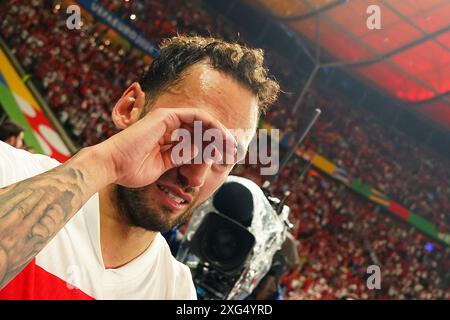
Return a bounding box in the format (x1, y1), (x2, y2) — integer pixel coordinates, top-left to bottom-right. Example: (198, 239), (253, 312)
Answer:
(350, 179), (373, 198)
(408, 212), (438, 238)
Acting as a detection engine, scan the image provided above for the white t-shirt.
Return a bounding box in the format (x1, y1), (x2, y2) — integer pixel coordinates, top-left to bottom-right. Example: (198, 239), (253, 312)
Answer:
(0, 141), (196, 300)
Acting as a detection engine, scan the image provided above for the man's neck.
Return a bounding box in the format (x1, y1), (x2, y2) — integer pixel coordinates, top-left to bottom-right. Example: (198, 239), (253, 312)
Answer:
(98, 186), (156, 269)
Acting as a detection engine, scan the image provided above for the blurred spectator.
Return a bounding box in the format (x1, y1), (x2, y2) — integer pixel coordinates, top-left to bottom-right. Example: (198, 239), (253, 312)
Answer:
(0, 120), (24, 148)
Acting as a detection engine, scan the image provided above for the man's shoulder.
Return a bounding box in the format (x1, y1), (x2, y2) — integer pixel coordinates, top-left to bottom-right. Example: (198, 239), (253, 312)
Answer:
(0, 140), (61, 186)
(155, 233), (197, 299)
(157, 232), (191, 275)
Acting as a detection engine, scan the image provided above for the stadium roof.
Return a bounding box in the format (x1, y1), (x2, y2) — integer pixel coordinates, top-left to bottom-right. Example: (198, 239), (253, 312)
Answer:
(249, 0), (450, 129)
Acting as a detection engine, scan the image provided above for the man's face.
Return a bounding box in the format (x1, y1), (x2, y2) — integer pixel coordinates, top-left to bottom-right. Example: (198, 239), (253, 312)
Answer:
(115, 63), (259, 232)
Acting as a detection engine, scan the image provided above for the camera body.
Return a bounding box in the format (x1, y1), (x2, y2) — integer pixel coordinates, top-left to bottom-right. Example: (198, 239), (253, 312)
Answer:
(176, 175), (290, 300)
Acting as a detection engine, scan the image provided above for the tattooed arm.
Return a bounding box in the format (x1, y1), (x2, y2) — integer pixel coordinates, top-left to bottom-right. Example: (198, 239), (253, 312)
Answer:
(0, 146), (111, 289)
(0, 107), (236, 290)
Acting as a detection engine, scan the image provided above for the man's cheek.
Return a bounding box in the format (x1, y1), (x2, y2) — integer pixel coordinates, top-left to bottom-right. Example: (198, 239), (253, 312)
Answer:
(203, 178), (227, 203)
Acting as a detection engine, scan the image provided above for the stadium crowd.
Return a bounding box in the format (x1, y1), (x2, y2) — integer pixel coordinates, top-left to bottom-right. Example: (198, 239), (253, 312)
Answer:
(234, 163), (450, 299)
(97, 0), (222, 42)
(0, 0), (448, 299)
(266, 89), (450, 231)
(0, 0), (148, 147)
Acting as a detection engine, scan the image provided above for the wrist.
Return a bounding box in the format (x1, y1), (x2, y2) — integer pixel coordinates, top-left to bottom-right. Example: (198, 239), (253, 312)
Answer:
(69, 145), (117, 191)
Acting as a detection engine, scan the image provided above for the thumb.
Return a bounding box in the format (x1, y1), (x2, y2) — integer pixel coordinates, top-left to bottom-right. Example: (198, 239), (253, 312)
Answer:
(164, 143), (200, 169)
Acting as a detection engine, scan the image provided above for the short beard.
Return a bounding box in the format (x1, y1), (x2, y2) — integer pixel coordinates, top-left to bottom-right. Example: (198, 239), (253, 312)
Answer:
(114, 184), (196, 233)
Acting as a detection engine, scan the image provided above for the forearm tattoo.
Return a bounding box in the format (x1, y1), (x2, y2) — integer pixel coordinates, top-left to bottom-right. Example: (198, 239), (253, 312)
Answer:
(0, 166), (86, 289)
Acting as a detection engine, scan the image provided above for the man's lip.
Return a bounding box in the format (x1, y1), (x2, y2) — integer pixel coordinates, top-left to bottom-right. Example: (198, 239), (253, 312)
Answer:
(156, 183), (193, 204)
(157, 187), (187, 212)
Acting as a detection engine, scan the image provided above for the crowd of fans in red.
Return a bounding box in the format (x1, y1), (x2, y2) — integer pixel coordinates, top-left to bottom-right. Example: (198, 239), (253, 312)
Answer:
(98, 0), (226, 42)
(235, 163), (449, 299)
(267, 90), (450, 232)
(0, 0), (148, 147)
(0, 0), (448, 299)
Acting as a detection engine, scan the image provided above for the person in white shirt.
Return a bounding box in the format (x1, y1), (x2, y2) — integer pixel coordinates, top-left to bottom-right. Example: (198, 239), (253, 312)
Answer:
(0, 35), (280, 299)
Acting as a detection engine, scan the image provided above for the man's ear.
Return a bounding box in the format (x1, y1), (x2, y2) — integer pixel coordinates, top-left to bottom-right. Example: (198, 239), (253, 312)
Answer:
(112, 82), (146, 129)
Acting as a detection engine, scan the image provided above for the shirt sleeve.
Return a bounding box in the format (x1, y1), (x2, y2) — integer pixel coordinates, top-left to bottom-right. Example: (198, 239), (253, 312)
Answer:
(0, 140), (61, 188)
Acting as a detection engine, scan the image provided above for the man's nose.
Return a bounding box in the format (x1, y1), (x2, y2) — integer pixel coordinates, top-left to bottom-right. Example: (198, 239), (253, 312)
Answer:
(178, 162), (211, 188)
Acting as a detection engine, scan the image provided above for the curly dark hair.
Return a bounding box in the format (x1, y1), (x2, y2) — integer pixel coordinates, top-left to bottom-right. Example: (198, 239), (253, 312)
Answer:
(140, 35), (280, 115)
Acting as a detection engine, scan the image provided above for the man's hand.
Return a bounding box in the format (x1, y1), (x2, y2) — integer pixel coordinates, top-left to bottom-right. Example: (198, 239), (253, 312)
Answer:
(99, 107), (237, 187)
